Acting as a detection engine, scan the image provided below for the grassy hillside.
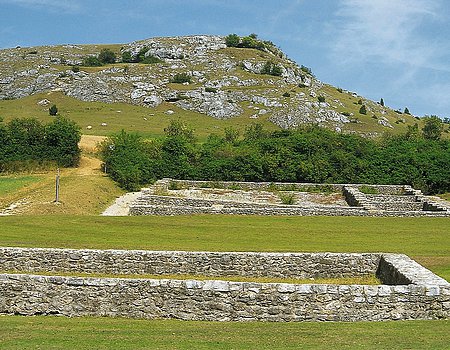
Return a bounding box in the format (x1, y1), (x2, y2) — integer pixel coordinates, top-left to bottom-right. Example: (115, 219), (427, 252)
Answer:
(2, 35), (443, 139)
(0, 91), (279, 141)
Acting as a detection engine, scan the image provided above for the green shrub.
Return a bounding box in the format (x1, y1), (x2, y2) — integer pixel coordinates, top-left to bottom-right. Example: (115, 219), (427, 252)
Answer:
(300, 65), (313, 76)
(359, 185), (378, 194)
(267, 182), (280, 192)
(279, 192), (296, 205)
(359, 105), (367, 115)
(317, 96), (326, 103)
(121, 51), (133, 63)
(422, 115), (444, 140)
(261, 61), (282, 76)
(140, 54), (162, 64)
(82, 56), (102, 67)
(71, 65), (80, 73)
(171, 73), (191, 84)
(404, 107), (411, 115)
(205, 87), (217, 93)
(282, 92), (291, 98)
(168, 181), (182, 190)
(225, 34), (240, 47)
(357, 99), (363, 105)
(98, 48), (116, 64)
(49, 104), (58, 116)
(337, 87), (343, 93)
(0, 117), (80, 170)
(121, 47), (163, 64)
(342, 111), (351, 116)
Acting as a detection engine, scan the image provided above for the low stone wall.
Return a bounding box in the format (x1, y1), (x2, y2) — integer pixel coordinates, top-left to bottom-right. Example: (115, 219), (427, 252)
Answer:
(0, 248), (379, 278)
(129, 194), (367, 217)
(132, 180), (450, 217)
(161, 178), (407, 195)
(0, 248), (449, 322)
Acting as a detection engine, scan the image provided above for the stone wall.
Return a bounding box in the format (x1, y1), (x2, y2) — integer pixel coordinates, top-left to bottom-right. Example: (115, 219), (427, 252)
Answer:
(0, 248), (449, 322)
(160, 178), (407, 195)
(0, 248), (379, 278)
(130, 179), (450, 217)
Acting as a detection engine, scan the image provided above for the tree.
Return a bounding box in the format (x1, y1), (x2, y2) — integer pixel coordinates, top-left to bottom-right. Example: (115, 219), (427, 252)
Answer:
(404, 107), (411, 115)
(359, 105), (367, 115)
(405, 123), (420, 140)
(82, 56), (102, 67)
(45, 117), (81, 167)
(49, 104), (58, 116)
(98, 48), (116, 64)
(225, 34), (240, 47)
(422, 116), (444, 140)
(121, 51), (133, 63)
(99, 130), (152, 191)
(241, 36), (259, 49)
(6, 118), (46, 159)
(164, 120), (195, 142)
(380, 98), (385, 106)
(224, 127), (240, 144)
(260, 61), (282, 76)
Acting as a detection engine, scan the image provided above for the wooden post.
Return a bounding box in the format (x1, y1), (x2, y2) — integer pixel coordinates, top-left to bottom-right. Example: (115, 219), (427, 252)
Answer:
(55, 168), (60, 203)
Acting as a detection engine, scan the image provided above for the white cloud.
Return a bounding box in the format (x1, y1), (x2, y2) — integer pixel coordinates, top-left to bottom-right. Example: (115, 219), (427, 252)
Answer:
(332, 0), (444, 70)
(0, 0), (81, 13)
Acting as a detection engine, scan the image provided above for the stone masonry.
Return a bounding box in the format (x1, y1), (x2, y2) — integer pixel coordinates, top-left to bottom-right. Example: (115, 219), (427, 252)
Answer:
(128, 179), (450, 217)
(0, 248), (448, 322)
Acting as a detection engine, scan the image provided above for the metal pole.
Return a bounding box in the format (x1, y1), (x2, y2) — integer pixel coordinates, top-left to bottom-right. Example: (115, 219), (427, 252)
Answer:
(55, 168), (60, 203)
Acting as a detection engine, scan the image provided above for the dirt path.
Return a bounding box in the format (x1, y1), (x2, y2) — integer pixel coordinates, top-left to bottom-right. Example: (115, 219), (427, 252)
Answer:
(101, 191), (142, 216)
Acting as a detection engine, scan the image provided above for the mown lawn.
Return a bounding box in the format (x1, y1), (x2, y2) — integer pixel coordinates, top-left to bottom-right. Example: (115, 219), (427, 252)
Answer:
(0, 215), (448, 349)
(0, 316), (448, 350)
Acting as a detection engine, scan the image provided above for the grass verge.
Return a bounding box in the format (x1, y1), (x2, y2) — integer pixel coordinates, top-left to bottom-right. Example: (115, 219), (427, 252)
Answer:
(0, 316), (448, 350)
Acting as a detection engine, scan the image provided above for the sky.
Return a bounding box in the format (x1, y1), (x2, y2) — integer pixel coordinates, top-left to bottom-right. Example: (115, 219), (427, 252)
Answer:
(1, 0), (449, 117)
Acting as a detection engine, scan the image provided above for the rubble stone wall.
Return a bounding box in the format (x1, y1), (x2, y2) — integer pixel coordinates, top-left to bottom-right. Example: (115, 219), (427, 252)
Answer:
(0, 248), (448, 322)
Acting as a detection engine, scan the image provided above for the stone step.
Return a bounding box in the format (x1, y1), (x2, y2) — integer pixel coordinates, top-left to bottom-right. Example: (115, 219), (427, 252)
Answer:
(365, 195), (418, 203)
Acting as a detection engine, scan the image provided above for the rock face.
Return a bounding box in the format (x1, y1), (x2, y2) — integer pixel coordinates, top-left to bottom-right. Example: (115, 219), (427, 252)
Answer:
(0, 35), (414, 132)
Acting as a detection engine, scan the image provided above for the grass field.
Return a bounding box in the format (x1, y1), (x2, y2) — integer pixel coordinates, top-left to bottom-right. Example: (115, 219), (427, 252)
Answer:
(0, 316), (448, 350)
(0, 215), (448, 280)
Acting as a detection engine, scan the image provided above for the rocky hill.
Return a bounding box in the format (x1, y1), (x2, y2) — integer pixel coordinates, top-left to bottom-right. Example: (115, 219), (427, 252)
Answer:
(0, 35), (421, 136)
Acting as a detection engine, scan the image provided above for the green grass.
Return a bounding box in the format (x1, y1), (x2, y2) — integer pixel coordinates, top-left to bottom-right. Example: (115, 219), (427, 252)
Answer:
(0, 215), (448, 280)
(0, 316), (448, 350)
(0, 175), (40, 195)
(437, 193), (450, 201)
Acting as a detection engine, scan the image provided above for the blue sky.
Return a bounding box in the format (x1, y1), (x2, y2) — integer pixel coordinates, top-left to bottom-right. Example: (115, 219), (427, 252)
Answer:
(1, 0), (449, 117)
